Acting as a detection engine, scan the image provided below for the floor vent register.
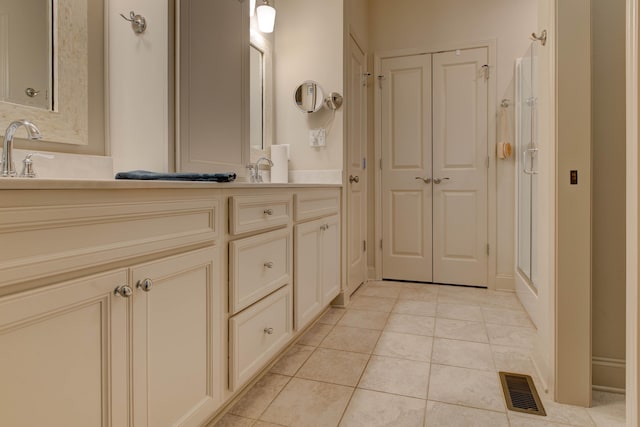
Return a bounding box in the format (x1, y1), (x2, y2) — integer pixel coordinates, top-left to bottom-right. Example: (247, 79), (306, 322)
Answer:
(499, 371), (547, 416)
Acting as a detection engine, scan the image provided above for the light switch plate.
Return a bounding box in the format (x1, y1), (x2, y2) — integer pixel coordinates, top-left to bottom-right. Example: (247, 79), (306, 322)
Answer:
(309, 128), (326, 147)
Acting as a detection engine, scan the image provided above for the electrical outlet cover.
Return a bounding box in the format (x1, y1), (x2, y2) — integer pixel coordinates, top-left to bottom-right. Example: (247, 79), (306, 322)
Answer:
(309, 128), (326, 147)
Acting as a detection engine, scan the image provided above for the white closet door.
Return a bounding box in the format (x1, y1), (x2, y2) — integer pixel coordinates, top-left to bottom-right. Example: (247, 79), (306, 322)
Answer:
(380, 54), (433, 282)
(432, 48), (489, 286)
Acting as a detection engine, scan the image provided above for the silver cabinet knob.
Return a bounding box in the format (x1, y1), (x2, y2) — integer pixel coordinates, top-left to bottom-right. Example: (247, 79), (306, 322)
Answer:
(136, 278), (153, 292)
(25, 88), (40, 98)
(349, 175), (360, 184)
(264, 261), (274, 269)
(114, 285), (133, 298)
(433, 177), (450, 184)
(263, 208), (274, 215)
(415, 177), (432, 184)
(264, 327), (274, 335)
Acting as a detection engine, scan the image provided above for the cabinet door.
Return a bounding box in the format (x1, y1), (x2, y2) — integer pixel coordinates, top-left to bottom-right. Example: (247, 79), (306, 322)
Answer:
(321, 215), (341, 304)
(132, 247), (221, 427)
(0, 270), (129, 427)
(294, 219), (323, 331)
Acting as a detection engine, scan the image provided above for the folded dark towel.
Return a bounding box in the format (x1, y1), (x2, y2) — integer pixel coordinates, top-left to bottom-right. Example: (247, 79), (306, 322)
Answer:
(115, 170), (237, 182)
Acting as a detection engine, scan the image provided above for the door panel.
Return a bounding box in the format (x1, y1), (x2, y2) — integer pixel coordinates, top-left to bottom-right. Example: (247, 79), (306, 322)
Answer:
(347, 35), (367, 291)
(432, 48), (488, 286)
(381, 55), (432, 282)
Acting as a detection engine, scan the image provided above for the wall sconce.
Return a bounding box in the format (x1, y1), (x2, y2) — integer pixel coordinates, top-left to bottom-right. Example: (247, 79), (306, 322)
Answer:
(256, 0), (276, 33)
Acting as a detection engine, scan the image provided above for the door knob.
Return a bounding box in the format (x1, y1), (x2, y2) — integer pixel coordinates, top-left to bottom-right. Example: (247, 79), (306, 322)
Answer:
(415, 177), (432, 184)
(349, 175), (360, 183)
(264, 261), (274, 269)
(433, 177), (450, 184)
(136, 278), (153, 292)
(114, 285), (133, 298)
(263, 208), (274, 215)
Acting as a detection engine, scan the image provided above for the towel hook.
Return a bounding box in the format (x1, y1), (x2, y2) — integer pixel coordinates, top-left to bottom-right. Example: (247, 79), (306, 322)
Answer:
(120, 11), (147, 34)
(531, 30), (547, 46)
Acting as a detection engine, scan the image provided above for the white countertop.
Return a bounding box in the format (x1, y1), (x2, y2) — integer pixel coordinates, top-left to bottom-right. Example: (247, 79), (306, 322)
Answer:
(0, 178), (342, 190)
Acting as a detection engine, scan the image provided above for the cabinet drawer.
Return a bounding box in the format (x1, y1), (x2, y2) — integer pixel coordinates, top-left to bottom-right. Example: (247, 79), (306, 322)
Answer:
(230, 228), (292, 313)
(229, 285), (293, 391)
(294, 190), (340, 222)
(229, 194), (292, 235)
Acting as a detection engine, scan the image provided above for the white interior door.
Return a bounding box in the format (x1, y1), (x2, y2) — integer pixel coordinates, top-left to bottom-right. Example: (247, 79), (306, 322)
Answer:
(347, 35), (368, 291)
(380, 54), (433, 282)
(432, 48), (489, 286)
(380, 48), (489, 286)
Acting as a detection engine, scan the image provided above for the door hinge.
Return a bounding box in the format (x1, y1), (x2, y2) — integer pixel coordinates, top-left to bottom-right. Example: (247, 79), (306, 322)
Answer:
(377, 74), (386, 89)
(363, 240), (367, 252)
(362, 72), (373, 87)
(362, 157), (367, 170)
(481, 65), (490, 80)
(379, 158), (383, 170)
(486, 156), (490, 168)
(486, 244), (490, 256)
(380, 239), (383, 249)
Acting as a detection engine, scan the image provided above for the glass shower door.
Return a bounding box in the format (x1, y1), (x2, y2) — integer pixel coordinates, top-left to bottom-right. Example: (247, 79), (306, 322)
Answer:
(517, 43), (538, 289)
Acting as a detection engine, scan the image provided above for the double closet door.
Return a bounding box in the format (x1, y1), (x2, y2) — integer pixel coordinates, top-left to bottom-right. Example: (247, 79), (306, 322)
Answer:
(381, 48), (489, 286)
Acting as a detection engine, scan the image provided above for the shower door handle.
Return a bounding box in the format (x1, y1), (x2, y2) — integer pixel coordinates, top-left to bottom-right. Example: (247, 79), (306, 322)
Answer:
(523, 148), (539, 175)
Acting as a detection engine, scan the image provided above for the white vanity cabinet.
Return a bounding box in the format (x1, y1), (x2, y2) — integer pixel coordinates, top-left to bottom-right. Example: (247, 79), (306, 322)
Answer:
(294, 191), (341, 331)
(0, 189), (223, 427)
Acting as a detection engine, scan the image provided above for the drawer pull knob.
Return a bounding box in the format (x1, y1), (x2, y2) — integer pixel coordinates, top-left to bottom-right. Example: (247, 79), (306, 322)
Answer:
(264, 261), (274, 269)
(264, 327), (274, 335)
(114, 285), (133, 298)
(136, 278), (153, 292)
(263, 208), (274, 215)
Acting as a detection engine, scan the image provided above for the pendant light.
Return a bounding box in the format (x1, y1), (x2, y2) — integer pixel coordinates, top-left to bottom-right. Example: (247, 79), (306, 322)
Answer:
(256, 0), (276, 33)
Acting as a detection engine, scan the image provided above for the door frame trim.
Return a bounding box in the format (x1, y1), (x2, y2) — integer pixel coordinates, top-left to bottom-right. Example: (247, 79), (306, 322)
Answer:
(373, 39), (498, 289)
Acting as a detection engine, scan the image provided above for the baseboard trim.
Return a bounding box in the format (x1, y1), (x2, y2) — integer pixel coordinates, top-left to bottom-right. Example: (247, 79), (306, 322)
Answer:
(495, 274), (515, 291)
(592, 356), (626, 392)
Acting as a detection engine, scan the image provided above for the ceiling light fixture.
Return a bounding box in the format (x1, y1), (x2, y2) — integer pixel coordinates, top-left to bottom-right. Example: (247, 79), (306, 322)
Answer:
(256, 0), (276, 33)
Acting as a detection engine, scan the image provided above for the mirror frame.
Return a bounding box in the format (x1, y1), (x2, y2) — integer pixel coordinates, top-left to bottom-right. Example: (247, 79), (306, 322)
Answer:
(293, 80), (325, 113)
(249, 28), (273, 157)
(0, 0), (107, 153)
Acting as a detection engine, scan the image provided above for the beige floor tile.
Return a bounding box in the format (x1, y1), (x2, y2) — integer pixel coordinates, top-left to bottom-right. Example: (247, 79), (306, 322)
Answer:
(212, 414), (254, 427)
(320, 326), (381, 354)
(425, 401), (509, 427)
(259, 378), (353, 427)
(230, 373), (291, 419)
(252, 422), (286, 427)
(393, 300), (437, 317)
(373, 331), (433, 362)
(318, 308), (347, 325)
(431, 338), (495, 371)
(434, 318), (489, 343)
(339, 389), (426, 427)
(296, 348), (369, 387)
(356, 286), (402, 299)
(398, 287), (438, 302)
(358, 355), (430, 399)
(270, 345), (315, 376)
(482, 306), (533, 327)
(491, 345), (541, 384)
(337, 309), (389, 330)
(481, 292), (523, 309)
(428, 364), (505, 412)
(508, 414), (579, 427)
(436, 303), (483, 322)
(512, 399), (596, 427)
(298, 323), (334, 347)
(588, 391), (625, 427)
(486, 323), (535, 349)
(384, 313), (435, 336)
(349, 295), (396, 312)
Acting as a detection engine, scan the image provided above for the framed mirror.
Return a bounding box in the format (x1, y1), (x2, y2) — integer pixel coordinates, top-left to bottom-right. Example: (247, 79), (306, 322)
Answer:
(0, 0), (105, 153)
(294, 81), (324, 113)
(249, 27), (273, 155)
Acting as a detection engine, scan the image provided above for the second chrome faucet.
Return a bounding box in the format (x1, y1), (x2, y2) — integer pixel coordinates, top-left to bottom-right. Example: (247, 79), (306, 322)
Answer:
(1, 119), (42, 177)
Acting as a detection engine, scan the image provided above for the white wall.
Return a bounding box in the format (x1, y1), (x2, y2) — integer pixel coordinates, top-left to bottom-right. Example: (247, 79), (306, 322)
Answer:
(109, 0), (169, 173)
(274, 0), (344, 178)
(368, 0), (537, 290)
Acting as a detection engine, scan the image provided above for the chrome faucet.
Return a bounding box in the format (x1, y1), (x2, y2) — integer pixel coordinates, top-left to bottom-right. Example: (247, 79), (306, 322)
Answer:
(1, 120), (42, 177)
(249, 157), (274, 183)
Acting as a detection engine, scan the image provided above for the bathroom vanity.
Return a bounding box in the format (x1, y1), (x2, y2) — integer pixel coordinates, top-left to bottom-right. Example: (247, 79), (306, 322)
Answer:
(0, 180), (341, 427)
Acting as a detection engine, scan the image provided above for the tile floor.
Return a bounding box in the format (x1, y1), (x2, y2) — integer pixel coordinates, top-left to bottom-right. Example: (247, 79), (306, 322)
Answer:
(213, 281), (626, 427)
